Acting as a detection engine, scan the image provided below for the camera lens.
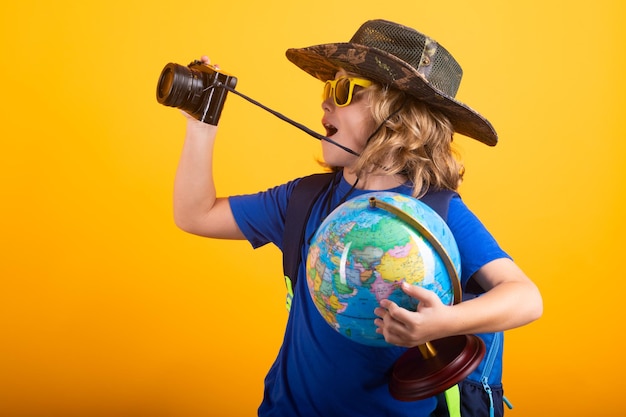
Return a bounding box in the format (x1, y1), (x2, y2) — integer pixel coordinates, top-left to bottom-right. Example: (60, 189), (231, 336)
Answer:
(157, 66), (175, 102)
(156, 63), (203, 110)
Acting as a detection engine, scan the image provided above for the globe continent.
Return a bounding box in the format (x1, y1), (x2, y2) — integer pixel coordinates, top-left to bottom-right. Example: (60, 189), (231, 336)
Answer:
(305, 192), (461, 347)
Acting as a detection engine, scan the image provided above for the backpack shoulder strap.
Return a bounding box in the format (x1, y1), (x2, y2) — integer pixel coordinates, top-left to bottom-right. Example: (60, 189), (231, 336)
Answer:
(422, 190), (485, 295)
(420, 189), (456, 221)
(283, 172), (336, 310)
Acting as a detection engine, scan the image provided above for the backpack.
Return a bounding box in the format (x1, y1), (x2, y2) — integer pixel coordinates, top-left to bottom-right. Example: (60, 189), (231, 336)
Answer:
(282, 172), (511, 417)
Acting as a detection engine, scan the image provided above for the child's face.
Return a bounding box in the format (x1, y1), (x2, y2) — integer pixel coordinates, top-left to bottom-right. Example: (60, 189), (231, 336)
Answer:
(320, 69), (376, 168)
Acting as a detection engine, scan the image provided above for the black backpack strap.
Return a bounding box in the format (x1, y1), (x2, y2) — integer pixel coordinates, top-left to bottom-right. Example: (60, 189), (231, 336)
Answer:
(282, 172), (336, 311)
(422, 190), (485, 295)
(420, 189), (456, 221)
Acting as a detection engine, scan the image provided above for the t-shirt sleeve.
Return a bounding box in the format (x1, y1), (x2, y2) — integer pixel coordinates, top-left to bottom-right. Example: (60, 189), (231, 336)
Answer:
(446, 195), (511, 287)
(228, 180), (298, 249)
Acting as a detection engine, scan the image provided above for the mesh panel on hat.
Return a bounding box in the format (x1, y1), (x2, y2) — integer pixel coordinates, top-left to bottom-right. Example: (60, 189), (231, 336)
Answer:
(350, 20), (462, 98)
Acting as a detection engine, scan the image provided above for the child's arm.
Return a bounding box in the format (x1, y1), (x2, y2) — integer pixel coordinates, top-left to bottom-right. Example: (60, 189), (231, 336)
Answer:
(172, 101), (244, 240)
(374, 258), (543, 347)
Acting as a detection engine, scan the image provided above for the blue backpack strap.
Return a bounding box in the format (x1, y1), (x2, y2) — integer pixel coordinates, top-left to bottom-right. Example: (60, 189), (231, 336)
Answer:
(282, 172), (336, 311)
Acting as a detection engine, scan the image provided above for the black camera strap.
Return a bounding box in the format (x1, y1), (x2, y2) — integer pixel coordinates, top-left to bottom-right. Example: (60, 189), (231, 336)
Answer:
(211, 82), (361, 157)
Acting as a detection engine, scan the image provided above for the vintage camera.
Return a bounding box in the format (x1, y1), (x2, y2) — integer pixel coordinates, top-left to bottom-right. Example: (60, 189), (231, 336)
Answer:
(156, 60), (238, 125)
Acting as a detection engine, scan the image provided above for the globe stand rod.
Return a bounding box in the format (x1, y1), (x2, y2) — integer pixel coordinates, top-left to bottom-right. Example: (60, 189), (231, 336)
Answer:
(417, 342), (437, 359)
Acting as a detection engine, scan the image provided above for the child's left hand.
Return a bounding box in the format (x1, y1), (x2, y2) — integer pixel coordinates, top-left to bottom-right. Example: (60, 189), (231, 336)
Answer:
(374, 282), (452, 347)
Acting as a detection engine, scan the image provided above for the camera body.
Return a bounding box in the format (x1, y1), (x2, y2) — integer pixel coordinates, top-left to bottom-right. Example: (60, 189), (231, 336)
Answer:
(156, 60), (238, 125)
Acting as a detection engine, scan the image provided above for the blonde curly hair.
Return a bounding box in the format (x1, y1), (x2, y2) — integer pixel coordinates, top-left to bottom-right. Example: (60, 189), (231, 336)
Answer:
(351, 84), (465, 198)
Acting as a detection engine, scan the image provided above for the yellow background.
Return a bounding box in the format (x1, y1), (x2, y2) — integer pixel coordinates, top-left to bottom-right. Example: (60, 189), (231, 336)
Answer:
(1, 1), (624, 416)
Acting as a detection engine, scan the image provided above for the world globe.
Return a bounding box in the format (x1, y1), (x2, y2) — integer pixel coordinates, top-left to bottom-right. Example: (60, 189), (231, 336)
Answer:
(305, 192), (461, 347)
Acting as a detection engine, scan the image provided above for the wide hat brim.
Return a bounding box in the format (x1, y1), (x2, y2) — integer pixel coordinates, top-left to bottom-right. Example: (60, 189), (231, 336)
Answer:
(286, 43), (498, 146)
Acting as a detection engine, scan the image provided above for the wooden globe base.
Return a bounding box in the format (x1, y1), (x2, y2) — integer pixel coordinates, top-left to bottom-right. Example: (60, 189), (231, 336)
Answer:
(389, 334), (486, 401)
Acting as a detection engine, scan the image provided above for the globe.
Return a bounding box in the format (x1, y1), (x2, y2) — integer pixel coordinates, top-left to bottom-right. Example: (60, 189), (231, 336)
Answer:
(305, 192), (461, 347)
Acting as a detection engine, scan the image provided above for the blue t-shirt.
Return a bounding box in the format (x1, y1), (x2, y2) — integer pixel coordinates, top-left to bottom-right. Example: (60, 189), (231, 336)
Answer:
(229, 173), (509, 417)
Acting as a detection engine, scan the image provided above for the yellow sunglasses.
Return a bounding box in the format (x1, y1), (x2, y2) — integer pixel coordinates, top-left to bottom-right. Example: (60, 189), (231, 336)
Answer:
(323, 76), (373, 107)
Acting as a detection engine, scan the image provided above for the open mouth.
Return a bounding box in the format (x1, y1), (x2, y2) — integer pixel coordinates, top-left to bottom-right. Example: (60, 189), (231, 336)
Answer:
(324, 123), (338, 137)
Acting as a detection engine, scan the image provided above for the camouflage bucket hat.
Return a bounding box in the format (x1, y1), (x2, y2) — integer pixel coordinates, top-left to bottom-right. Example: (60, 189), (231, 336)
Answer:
(286, 19), (497, 146)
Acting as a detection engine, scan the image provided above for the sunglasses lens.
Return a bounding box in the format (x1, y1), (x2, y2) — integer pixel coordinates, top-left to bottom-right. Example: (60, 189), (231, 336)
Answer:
(335, 78), (351, 105)
(323, 82), (331, 101)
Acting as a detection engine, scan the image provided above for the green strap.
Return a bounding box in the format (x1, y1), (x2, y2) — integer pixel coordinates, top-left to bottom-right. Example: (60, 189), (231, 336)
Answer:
(284, 275), (294, 312)
(444, 384), (461, 417)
